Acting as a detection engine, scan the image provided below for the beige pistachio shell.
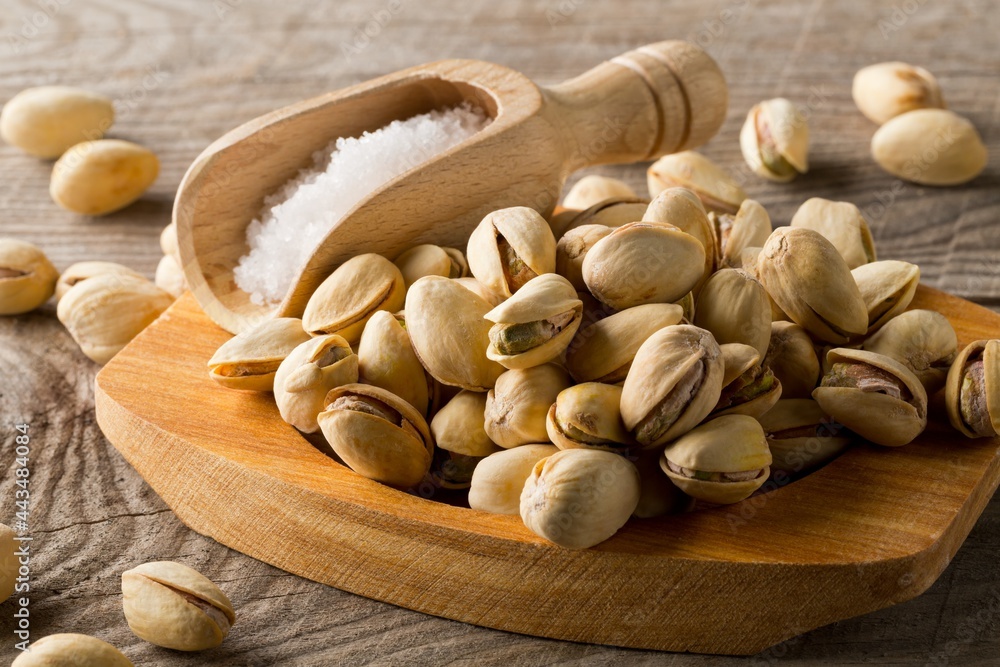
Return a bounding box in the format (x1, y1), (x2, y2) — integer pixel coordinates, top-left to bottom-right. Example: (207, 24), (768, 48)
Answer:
(357, 310), (430, 415)
(720, 343), (760, 387)
(431, 390), (499, 457)
(469, 445), (559, 514)
(790, 198), (877, 270)
(945, 340), (1000, 438)
(565, 303), (684, 383)
(546, 382), (632, 452)
(405, 276), (505, 391)
(620, 324), (725, 447)
(1, 86), (114, 158)
(467, 206), (556, 298)
(51, 140), (159, 215)
(853, 62), (945, 125)
(122, 561), (235, 652)
(632, 450), (694, 519)
(694, 268), (771, 358)
(1, 522), (15, 601)
(302, 253), (405, 344)
(208, 317), (310, 391)
(583, 222), (705, 310)
(852, 260), (920, 334)
(155, 254), (186, 298)
(560, 197), (649, 236)
(520, 449), (640, 549)
(55, 260), (143, 302)
(646, 151), (747, 214)
(555, 223), (613, 291)
(0, 238), (58, 315)
(740, 98), (809, 182)
(485, 364), (571, 448)
(758, 399), (852, 475)
(813, 348), (928, 447)
(548, 208), (582, 240)
(452, 276), (505, 307)
(273, 334), (358, 433)
(562, 174), (637, 210)
(872, 109), (987, 186)
(643, 187), (717, 284)
(394, 244), (467, 287)
(160, 222), (179, 259)
(660, 415), (771, 504)
(12, 634), (134, 667)
(675, 291), (696, 322)
(318, 383), (433, 488)
(758, 227), (868, 344)
(863, 309), (957, 394)
(713, 344), (782, 418)
(714, 199), (772, 269)
(764, 321), (821, 398)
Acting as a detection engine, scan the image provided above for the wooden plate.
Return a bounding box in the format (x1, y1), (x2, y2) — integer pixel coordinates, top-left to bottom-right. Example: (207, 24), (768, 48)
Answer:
(94, 285), (1000, 655)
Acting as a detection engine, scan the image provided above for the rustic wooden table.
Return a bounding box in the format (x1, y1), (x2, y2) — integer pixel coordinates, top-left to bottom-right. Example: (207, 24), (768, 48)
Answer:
(1, 0), (999, 664)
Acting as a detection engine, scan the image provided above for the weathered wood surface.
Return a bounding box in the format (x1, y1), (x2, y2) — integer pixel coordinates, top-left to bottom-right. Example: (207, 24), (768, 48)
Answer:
(1, 0), (999, 665)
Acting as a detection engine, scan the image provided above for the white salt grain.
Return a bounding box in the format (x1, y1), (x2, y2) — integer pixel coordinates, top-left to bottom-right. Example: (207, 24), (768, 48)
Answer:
(234, 103), (489, 305)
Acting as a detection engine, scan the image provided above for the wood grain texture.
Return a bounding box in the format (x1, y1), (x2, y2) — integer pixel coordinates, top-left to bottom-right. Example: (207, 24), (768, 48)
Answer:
(1, 0), (1000, 664)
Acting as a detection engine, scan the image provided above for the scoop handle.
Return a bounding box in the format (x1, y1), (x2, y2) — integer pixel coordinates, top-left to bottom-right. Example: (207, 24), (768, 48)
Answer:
(543, 41), (728, 171)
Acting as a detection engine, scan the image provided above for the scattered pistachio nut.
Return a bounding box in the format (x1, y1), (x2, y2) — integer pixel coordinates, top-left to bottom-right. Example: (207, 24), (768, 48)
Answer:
(0, 238), (58, 315)
(55, 260), (143, 302)
(208, 317), (310, 392)
(693, 268), (771, 358)
(740, 98), (809, 182)
(11, 634), (134, 667)
(633, 450), (694, 519)
(452, 276), (505, 307)
(469, 444), (559, 515)
(467, 206), (556, 298)
(1, 522), (15, 601)
(273, 334), (358, 433)
(559, 197), (649, 236)
(790, 198), (877, 270)
(50, 139), (159, 215)
(851, 260), (920, 335)
(1, 86), (114, 158)
(484, 363), (572, 448)
(561, 174), (637, 210)
(945, 339), (1000, 439)
(155, 254), (186, 298)
(764, 321), (821, 399)
(863, 309), (957, 394)
(871, 109), (987, 186)
(713, 343), (782, 418)
(758, 398), (852, 476)
(160, 222), (179, 260)
(358, 310), (432, 416)
(643, 187), (717, 286)
(555, 223), (613, 291)
(712, 198), (771, 269)
(852, 62), (945, 125)
(546, 382), (632, 452)
(646, 151), (746, 214)
(430, 390), (499, 488)
(394, 244), (467, 287)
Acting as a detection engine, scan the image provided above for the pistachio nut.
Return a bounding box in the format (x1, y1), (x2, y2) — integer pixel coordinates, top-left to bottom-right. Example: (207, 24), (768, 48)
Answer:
(405, 276), (505, 390)
(852, 260), (920, 335)
(813, 348), (928, 446)
(863, 309), (957, 394)
(1, 522), (14, 601)
(452, 276), (505, 307)
(790, 198), (877, 270)
(430, 390), (499, 488)
(467, 206), (556, 298)
(713, 343), (782, 418)
(57, 272), (173, 364)
(555, 223), (613, 291)
(155, 254), (186, 298)
(0, 238), (58, 315)
(546, 382), (632, 452)
(633, 450), (694, 519)
(646, 151), (747, 214)
(872, 109), (987, 186)
(273, 334), (358, 433)
(852, 62), (945, 125)
(945, 340), (1000, 438)
(758, 227), (869, 344)
(676, 291), (696, 323)
(694, 268), (771, 358)
(469, 445), (559, 514)
(562, 174), (637, 210)
(548, 207), (582, 239)
(50, 139), (159, 215)
(318, 383), (433, 488)
(358, 310), (431, 415)
(713, 199), (772, 269)
(660, 415), (772, 504)
(1, 86), (114, 158)
(485, 363), (572, 448)
(55, 260), (144, 302)
(620, 325), (725, 447)
(11, 634), (133, 667)
(302, 253), (405, 344)
(208, 317), (310, 392)
(764, 321), (821, 398)
(565, 302), (684, 383)
(394, 244), (467, 287)
(583, 222), (705, 310)
(643, 187), (717, 286)
(485, 273), (582, 369)
(560, 196), (649, 236)
(520, 448), (640, 549)
(740, 98), (809, 182)
(121, 561), (236, 652)
(758, 399), (852, 476)
(160, 222), (179, 260)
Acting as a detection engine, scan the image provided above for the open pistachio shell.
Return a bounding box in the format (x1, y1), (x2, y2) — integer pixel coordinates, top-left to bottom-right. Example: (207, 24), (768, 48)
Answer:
(55, 260), (144, 302)
(633, 450), (694, 519)
(740, 97), (809, 182)
(548, 208), (581, 239)
(562, 175), (637, 210)
(0, 238), (57, 315)
(790, 198), (877, 270)
(851, 260), (920, 335)
(452, 277), (505, 307)
(358, 310), (431, 416)
(758, 398), (852, 475)
(863, 309), (957, 394)
(394, 244), (467, 287)
(813, 348), (928, 447)
(208, 317), (310, 391)
(273, 334), (358, 433)
(431, 390), (499, 458)
(945, 340), (1000, 438)
(660, 414), (771, 504)
(675, 291), (696, 323)
(469, 445), (559, 514)
(713, 199), (772, 269)
(852, 62), (945, 125)
(485, 363), (571, 448)
(694, 268), (771, 358)
(546, 382), (632, 452)
(646, 151), (747, 214)
(872, 109), (987, 186)
(560, 197), (649, 236)
(643, 187), (717, 287)
(555, 223), (613, 291)
(764, 321), (821, 399)
(713, 343), (782, 418)
(467, 206), (556, 298)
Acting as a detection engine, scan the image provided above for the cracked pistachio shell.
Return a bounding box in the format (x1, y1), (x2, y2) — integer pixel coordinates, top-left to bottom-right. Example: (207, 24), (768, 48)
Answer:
(764, 321), (821, 398)
(583, 222), (705, 310)
(759, 227), (868, 344)
(945, 340), (1000, 438)
(694, 268), (771, 358)
(713, 343), (782, 418)
(621, 325), (725, 448)
(790, 198), (877, 270)
(358, 311), (431, 416)
(872, 109), (987, 186)
(208, 317), (310, 391)
(405, 276), (505, 390)
(546, 382), (632, 452)
(562, 175), (637, 210)
(431, 390), (499, 458)
(394, 244), (467, 287)
(12, 634), (133, 667)
(758, 399), (852, 476)
(154, 254), (185, 298)
(1, 522), (14, 601)
(852, 260), (920, 335)
(51, 139), (159, 215)
(646, 151), (747, 214)
(660, 415), (771, 504)
(520, 448), (640, 549)
(467, 206), (556, 298)
(319, 383), (433, 487)
(485, 364), (571, 448)
(720, 343), (761, 387)
(1, 86), (114, 158)
(813, 348), (928, 447)
(55, 261), (143, 302)
(643, 187), (717, 282)
(452, 276), (504, 307)
(302, 253), (405, 344)
(633, 450), (694, 519)
(484, 273), (582, 369)
(122, 561), (235, 652)
(548, 207), (582, 239)
(469, 445), (558, 515)
(555, 223), (613, 291)
(853, 62), (945, 125)
(560, 197), (649, 236)
(863, 309), (957, 394)
(565, 303), (684, 383)
(57, 272), (173, 365)
(0, 238), (58, 314)
(273, 334), (358, 433)
(740, 98), (809, 182)
(160, 222), (179, 259)
(713, 199), (772, 269)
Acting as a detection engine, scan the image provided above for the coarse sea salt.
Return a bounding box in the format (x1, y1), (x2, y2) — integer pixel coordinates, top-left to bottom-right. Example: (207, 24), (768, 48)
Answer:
(234, 103), (489, 306)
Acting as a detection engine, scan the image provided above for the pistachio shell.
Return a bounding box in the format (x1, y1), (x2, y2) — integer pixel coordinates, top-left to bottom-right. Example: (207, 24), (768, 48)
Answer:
(643, 187), (717, 285)
(12, 634), (134, 666)
(851, 260), (920, 334)
(467, 206), (556, 298)
(632, 450), (694, 519)
(394, 244), (467, 287)
(719, 343), (760, 387)
(675, 291), (696, 322)
(485, 364), (572, 448)
(0, 238), (58, 314)
(713, 343), (782, 418)
(555, 224), (613, 291)
(560, 197), (649, 235)
(790, 198), (877, 270)
(694, 268), (771, 358)
(431, 390), (499, 457)
(155, 254), (186, 298)
(764, 321), (821, 398)
(945, 340), (1000, 438)
(51, 139), (159, 215)
(853, 62), (945, 125)
(714, 199), (772, 269)
(646, 151), (747, 214)
(55, 260), (143, 302)
(863, 309), (957, 394)
(1, 86), (114, 158)
(357, 310), (430, 415)
(273, 334), (358, 433)
(740, 98), (809, 182)
(548, 207), (582, 239)
(452, 276), (505, 307)
(160, 222), (179, 259)
(208, 317), (310, 391)
(758, 399), (852, 475)
(469, 445), (559, 514)
(562, 174), (637, 210)
(872, 109), (987, 186)
(546, 382), (632, 451)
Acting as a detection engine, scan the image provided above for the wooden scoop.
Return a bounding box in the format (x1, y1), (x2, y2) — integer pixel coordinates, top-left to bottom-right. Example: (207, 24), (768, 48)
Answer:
(175, 40), (727, 334)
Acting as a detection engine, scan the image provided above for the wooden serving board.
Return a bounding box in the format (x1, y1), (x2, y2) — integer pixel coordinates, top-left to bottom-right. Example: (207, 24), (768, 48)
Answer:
(94, 285), (1000, 656)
